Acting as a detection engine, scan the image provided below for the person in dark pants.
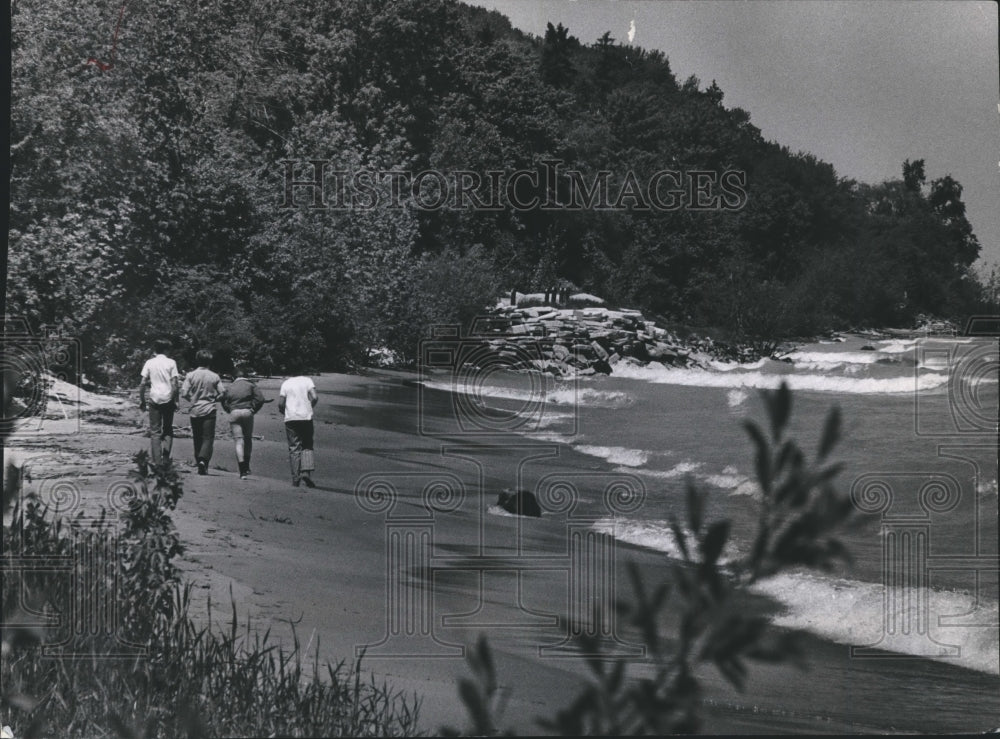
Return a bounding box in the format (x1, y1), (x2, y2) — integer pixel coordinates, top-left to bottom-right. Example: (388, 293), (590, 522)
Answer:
(277, 375), (317, 487)
(181, 349), (222, 475)
(139, 338), (180, 468)
(220, 366), (267, 479)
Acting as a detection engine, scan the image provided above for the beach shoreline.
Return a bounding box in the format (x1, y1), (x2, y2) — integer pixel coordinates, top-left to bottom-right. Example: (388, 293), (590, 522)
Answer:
(6, 369), (999, 735)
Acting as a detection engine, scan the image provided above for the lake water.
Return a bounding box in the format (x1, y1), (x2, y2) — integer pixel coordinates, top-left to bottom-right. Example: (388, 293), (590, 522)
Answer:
(419, 332), (999, 676)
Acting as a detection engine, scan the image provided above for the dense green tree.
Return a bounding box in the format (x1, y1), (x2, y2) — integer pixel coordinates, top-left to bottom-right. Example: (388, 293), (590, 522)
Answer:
(8, 0), (989, 380)
(540, 22), (578, 87)
(902, 158), (926, 192)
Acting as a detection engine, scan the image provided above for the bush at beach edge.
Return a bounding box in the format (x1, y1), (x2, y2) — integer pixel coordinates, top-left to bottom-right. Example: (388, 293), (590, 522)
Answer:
(0, 454), (421, 738)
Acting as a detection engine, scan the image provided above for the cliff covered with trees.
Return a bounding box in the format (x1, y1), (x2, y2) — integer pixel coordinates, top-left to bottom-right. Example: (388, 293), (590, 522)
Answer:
(9, 0), (990, 379)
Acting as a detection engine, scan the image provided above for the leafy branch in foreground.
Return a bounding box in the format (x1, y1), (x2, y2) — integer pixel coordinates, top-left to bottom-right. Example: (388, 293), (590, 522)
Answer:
(444, 382), (854, 735)
(741, 381), (853, 583)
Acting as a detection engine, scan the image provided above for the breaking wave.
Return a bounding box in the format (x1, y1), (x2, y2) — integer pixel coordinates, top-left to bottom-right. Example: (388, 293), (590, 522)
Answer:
(601, 363), (949, 395)
(591, 519), (999, 675)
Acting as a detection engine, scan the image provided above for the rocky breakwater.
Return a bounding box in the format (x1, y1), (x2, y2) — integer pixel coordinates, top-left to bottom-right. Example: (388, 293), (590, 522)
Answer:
(469, 298), (757, 378)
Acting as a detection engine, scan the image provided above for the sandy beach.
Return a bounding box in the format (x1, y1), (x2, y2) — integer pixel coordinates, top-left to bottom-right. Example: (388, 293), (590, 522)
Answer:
(8, 370), (999, 735)
(9, 0), (1000, 734)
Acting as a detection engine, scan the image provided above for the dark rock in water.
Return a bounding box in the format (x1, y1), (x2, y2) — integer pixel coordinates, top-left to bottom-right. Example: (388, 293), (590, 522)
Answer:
(861, 344), (876, 351)
(497, 489), (542, 517)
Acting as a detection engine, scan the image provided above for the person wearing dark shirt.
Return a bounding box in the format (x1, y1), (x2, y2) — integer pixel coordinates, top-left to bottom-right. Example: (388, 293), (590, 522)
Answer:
(220, 366), (267, 480)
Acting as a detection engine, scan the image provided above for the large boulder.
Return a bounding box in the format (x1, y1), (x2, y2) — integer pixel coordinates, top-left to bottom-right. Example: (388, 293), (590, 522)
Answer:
(497, 489), (542, 517)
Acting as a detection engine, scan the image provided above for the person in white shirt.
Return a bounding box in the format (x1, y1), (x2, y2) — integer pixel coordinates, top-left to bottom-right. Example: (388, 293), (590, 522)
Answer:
(138, 339), (180, 467)
(277, 375), (318, 487)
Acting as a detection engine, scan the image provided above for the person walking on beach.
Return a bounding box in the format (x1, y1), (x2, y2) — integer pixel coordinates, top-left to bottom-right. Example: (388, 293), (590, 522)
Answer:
(220, 365), (267, 479)
(138, 338), (180, 468)
(180, 349), (223, 475)
(277, 375), (317, 487)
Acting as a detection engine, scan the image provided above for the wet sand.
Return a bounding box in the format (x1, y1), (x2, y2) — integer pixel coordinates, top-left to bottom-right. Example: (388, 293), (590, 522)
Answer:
(8, 370), (999, 735)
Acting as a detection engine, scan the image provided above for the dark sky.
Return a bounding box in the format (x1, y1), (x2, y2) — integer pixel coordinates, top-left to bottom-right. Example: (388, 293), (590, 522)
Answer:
(469, 0), (1000, 272)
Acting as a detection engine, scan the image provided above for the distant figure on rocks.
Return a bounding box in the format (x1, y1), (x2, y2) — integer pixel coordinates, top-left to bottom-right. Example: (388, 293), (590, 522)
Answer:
(220, 365), (267, 480)
(278, 375), (318, 488)
(138, 338), (180, 468)
(181, 349), (223, 475)
(497, 488), (542, 517)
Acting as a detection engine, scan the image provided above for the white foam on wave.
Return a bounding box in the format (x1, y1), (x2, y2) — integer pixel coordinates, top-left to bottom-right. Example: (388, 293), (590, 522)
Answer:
(875, 338), (922, 353)
(626, 462), (760, 498)
(903, 336), (977, 345)
(605, 363), (949, 395)
(727, 388), (749, 408)
(966, 373), (1000, 389)
(789, 351), (895, 366)
(707, 358), (769, 372)
(524, 431), (572, 445)
(420, 379), (634, 408)
(521, 439), (659, 468)
(535, 410), (577, 430)
(701, 467), (760, 498)
(593, 517), (999, 675)
(979, 478), (999, 498)
(793, 360), (845, 372)
(553, 387), (634, 408)
(575, 445), (650, 467)
(591, 517), (739, 564)
(918, 355), (952, 371)
(620, 460), (703, 480)
(487, 504), (522, 518)
(752, 572), (1000, 675)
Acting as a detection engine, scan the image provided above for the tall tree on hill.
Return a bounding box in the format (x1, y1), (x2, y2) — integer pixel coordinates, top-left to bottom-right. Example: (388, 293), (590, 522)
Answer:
(902, 158), (926, 192)
(861, 161), (980, 319)
(541, 22), (577, 87)
(928, 175), (979, 267)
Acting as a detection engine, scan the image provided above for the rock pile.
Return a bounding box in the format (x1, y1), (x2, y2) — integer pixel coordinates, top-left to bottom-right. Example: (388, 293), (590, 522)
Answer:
(466, 300), (755, 377)
(914, 314), (958, 335)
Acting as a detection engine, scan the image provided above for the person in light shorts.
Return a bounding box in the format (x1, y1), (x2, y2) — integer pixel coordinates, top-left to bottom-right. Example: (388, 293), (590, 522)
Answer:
(220, 366), (267, 479)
